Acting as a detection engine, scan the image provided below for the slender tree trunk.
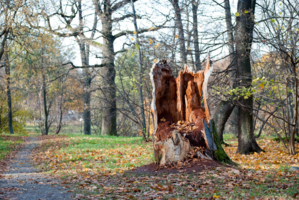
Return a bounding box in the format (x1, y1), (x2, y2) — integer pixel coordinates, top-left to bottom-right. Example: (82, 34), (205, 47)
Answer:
(78, 0), (92, 135)
(192, 0), (201, 71)
(235, 0), (262, 154)
(42, 73), (48, 135)
(81, 48), (91, 135)
(0, 104), (2, 130)
(101, 13), (117, 136)
(185, 0), (193, 66)
(213, 0), (236, 142)
(4, 45), (13, 134)
(40, 47), (48, 136)
(224, 0), (239, 136)
(287, 81), (294, 138)
(256, 108), (277, 138)
(289, 65), (298, 155)
(131, 0), (147, 141)
(171, 0), (187, 65)
(55, 82), (64, 134)
(171, 21), (177, 75)
(213, 101), (235, 142)
(0, 104), (2, 129)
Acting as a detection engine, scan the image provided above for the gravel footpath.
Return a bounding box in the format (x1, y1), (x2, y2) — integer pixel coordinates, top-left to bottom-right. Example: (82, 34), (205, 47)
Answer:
(0, 137), (74, 200)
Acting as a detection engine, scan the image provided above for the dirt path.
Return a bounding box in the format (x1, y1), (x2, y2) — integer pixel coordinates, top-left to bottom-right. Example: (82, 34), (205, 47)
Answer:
(0, 137), (74, 200)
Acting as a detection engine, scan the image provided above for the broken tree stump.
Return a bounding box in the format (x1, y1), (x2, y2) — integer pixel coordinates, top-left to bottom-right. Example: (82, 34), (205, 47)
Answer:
(150, 58), (231, 166)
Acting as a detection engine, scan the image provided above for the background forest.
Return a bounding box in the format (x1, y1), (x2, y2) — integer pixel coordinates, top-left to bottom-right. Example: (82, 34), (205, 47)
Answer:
(1, 0), (299, 199)
(0, 0), (298, 155)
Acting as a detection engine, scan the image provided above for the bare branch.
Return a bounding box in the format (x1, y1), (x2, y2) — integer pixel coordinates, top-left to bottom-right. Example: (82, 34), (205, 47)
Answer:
(111, 0), (138, 12)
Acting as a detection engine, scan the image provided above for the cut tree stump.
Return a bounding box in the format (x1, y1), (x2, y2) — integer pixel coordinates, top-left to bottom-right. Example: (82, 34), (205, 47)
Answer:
(150, 58), (231, 166)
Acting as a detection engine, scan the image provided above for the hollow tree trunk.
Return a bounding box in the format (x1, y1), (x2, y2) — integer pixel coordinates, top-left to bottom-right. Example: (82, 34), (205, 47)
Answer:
(150, 59), (231, 165)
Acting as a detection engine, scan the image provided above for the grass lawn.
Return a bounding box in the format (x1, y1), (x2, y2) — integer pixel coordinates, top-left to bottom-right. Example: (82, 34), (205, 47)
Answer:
(0, 134), (24, 160)
(31, 134), (299, 199)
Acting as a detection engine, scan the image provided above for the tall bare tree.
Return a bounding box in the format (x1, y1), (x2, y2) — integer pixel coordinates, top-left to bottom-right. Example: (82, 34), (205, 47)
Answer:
(169, 0), (187, 65)
(234, 0), (263, 154)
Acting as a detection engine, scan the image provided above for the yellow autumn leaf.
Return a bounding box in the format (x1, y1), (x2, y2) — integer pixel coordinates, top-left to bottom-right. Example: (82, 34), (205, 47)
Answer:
(131, 38), (134, 41)
(187, 46), (191, 50)
(213, 195), (220, 199)
(154, 43), (160, 49)
(174, 35), (179, 38)
(150, 38), (153, 44)
(149, 27), (154, 31)
(160, 117), (166, 122)
(260, 83), (264, 89)
(133, 31), (137, 34)
(153, 59), (157, 63)
(235, 12), (240, 17)
(244, 10), (249, 14)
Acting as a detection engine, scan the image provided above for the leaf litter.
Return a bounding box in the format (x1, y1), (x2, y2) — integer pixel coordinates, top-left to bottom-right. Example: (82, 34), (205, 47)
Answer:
(31, 135), (299, 199)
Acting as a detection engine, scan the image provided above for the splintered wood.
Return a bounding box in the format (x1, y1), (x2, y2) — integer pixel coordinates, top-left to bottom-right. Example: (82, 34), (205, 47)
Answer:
(169, 121), (198, 135)
(150, 59), (215, 166)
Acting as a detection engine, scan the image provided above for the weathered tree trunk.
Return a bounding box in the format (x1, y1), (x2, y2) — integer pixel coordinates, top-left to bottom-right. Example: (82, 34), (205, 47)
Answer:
(150, 59), (231, 165)
(235, 0), (263, 154)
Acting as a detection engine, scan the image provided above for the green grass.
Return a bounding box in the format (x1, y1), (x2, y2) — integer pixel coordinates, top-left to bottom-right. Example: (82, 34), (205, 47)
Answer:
(223, 133), (236, 141)
(0, 134), (23, 160)
(24, 125), (40, 133)
(34, 134), (153, 174)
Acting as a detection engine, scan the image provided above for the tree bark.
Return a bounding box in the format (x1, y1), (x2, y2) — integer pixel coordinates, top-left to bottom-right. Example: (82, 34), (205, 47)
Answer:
(235, 0), (262, 154)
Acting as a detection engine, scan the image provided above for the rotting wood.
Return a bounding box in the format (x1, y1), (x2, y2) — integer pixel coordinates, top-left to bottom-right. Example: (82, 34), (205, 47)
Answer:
(150, 57), (219, 166)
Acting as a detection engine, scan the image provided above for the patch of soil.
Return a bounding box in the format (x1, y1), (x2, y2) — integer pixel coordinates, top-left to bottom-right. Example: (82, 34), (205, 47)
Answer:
(126, 158), (226, 175)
